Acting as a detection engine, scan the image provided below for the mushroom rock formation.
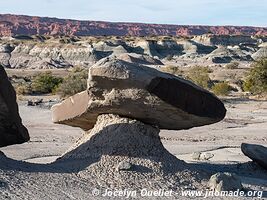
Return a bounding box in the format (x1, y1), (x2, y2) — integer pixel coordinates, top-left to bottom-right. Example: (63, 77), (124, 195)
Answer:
(52, 57), (226, 189)
(52, 57), (226, 131)
(0, 65), (30, 147)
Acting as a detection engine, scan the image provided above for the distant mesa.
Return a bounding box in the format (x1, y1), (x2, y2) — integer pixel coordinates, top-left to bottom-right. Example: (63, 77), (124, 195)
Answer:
(0, 14), (267, 37)
(0, 65), (30, 147)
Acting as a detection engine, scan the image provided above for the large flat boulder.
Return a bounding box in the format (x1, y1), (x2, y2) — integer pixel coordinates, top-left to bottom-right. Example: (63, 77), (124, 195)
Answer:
(52, 57), (226, 130)
(0, 65), (29, 147)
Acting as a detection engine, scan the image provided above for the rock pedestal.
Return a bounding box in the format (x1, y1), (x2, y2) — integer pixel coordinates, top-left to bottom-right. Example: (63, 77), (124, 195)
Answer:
(57, 114), (199, 190)
(61, 114), (179, 162)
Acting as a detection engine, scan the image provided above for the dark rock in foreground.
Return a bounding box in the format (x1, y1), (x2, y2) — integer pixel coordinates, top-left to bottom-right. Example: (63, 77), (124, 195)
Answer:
(0, 65), (29, 147)
(241, 143), (267, 170)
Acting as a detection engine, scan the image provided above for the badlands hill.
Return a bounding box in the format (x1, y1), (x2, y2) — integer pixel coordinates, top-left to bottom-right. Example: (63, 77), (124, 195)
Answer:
(0, 34), (267, 70)
(0, 14), (267, 37)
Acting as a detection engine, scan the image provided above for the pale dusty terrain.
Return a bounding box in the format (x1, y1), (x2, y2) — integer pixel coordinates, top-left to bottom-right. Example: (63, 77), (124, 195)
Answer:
(0, 98), (266, 199)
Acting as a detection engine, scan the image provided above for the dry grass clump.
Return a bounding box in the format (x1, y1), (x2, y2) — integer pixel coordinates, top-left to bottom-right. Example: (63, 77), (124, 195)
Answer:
(243, 58), (267, 94)
(225, 61), (239, 69)
(212, 82), (231, 96)
(56, 67), (88, 97)
(186, 66), (211, 89)
(161, 65), (184, 77)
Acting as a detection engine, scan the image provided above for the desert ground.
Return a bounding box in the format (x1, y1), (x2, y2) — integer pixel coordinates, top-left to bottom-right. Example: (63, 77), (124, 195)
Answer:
(0, 35), (267, 199)
(0, 96), (266, 199)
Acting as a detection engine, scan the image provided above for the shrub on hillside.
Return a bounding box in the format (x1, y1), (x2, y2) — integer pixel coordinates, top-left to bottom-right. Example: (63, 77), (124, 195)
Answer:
(225, 61), (239, 69)
(243, 58), (267, 94)
(32, 71), (63, 94)
(212, 82), (231, 96)
(56, 67), (88, 97)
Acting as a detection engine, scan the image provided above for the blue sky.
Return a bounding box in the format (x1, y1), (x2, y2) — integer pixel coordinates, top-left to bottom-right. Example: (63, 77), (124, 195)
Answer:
(0, 0), (266, 26)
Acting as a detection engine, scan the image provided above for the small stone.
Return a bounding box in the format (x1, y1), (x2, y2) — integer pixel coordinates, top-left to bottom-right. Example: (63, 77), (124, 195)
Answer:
(192, 152), (214, 160)
(116, 161), (132, 172)
(199, 152), (214, 160)
(0, 180), (8, 189)
(208, 172), (243, 192)
(192, 152), (201, 160)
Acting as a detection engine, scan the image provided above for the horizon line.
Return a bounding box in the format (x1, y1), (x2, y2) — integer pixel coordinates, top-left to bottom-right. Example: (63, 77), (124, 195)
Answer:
(1, 13), (267, 28)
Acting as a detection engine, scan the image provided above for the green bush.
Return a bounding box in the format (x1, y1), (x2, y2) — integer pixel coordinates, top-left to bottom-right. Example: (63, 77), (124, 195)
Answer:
(225, 62), (239, 69)
(32, 71), (63, 94)
(187, 66), (211, 89)
(212, 82), (231, 96)
(56, 67), (88, 97)
(243, 58), (267, 94)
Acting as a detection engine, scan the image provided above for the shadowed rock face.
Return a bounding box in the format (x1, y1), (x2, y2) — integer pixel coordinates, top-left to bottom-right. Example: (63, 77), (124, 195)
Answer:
(241, 143), (267, 170)
(52, 57), (226, 130)
(0, 65), (29, 147)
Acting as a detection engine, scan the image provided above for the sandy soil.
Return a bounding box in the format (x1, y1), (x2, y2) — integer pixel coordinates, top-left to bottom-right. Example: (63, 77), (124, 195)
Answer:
(0, 98), (266, 199)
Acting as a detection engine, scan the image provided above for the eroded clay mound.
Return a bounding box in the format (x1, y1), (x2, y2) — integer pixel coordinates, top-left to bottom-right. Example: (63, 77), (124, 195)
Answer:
(57, 114), (204, 190)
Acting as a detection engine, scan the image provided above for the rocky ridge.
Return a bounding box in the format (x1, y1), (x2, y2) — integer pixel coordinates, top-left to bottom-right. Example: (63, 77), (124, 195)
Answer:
(1, 14), (267, 37)
(0, 35), (266, 69)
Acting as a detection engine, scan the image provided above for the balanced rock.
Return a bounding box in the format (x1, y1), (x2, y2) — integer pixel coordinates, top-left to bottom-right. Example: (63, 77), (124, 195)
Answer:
(0, 65), (29, 147)
(241, 143), (267, 170)
(52, 57), (226, 130)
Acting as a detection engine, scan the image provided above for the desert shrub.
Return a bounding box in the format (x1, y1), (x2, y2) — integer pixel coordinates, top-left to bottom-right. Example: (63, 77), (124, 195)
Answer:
(56, 67), (88, 97)
(243, 58), (267, 94)
(32, 71), (63, 94)
(187, 66), (211, 89)
(225, 61), (239, 69)
(212, 82), (231, 96)
(161, 65), (184, 77)
(15, 83), (32, 95)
